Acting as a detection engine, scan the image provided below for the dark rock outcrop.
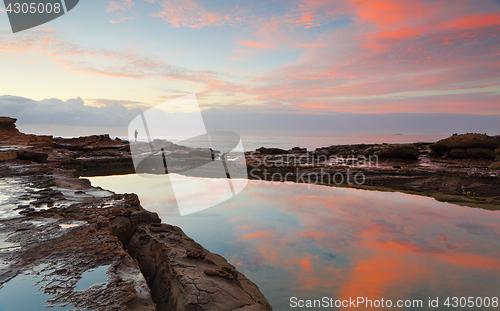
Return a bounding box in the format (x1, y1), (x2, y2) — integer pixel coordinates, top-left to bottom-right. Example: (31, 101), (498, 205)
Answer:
(312, 149), (330, 159)
(128, 223), (272, 311)
(431, 134), (499, 159)
(52, 135), (127, 151)
(466, 147), (496, 159)
(375, 145), (420, 160)
(256, 147), (288, 155)
(364, 146), (382, 156)
(290, 147), (307, 153)
(17, 148), (49, 163)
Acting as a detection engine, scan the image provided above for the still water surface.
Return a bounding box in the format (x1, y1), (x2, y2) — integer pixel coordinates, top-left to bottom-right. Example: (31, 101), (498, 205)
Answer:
(89, 174), (500, 310)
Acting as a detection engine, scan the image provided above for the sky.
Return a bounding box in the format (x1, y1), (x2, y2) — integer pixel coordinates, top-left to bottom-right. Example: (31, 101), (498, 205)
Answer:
(1, 0), (500, 137)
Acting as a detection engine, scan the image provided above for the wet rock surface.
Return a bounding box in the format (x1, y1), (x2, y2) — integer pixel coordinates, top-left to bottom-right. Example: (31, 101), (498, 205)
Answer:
(128, 224), (272, 311)
(0, 170), (158, 310)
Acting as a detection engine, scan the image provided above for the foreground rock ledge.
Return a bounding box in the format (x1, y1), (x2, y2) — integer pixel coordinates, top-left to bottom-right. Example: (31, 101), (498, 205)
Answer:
(128, 224), (272, 311)
(0, 168), (272, 311)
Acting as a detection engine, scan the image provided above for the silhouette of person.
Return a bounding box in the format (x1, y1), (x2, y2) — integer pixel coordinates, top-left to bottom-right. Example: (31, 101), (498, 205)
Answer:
(134, 129), (138, 142)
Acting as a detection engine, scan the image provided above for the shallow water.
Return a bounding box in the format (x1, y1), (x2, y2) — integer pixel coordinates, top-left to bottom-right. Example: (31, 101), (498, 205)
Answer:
(88, 174), (500, 310)
(75, 265), (109, 291)
(0, 266), (71, 311)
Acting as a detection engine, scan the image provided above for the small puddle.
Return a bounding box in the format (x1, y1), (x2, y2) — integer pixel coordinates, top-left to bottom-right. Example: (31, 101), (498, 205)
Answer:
(59, 223), (80, 229)
(86, 189), (114, 198)
(58, 220), (86, 230)
(74, 265), (110, 291)
(0, 269), (71, 311)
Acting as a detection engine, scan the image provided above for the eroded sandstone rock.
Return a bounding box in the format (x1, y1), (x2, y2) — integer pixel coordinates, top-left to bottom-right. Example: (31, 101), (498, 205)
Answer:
(0, 117), (52, 146)
(128, 223), (272, 311)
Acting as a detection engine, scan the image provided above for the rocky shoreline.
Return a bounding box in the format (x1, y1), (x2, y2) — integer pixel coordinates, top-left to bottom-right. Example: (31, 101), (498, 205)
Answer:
(1, 116), (499, 310)
(0, 117), (272, 310)
(247, 134), (500, 209)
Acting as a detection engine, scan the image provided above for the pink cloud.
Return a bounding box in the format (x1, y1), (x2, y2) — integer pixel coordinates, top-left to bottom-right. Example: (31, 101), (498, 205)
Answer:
(110, 16), (134, 24)
(239, 41), (271, 49)
(106, 0), (135, 23)
(217, 0), (500, 114)
(150, 0), (244, 28)
(0, 30), (222, 85)
(107, 1), (126, 12)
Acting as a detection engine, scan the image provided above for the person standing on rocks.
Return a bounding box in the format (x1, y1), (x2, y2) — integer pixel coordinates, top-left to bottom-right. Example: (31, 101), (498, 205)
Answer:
(134, 129), (138, 142)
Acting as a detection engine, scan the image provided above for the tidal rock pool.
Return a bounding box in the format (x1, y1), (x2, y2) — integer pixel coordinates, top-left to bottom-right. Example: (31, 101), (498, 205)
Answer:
(89, 174), (500, 310)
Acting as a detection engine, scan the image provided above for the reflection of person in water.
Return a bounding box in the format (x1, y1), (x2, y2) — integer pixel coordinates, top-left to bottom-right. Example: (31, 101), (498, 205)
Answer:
(134, 129), (138, 142)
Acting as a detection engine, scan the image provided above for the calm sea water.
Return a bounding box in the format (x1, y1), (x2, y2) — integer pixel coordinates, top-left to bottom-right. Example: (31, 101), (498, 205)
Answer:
(89, 174), (500, 311)
(146, 134), (446, 151)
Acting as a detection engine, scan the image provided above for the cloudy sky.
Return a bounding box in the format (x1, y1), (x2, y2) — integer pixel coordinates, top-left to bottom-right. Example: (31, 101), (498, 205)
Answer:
(1, 0), (499, 136)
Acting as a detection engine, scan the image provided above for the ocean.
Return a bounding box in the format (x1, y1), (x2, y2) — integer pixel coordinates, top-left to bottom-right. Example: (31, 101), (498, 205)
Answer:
(157, 134), (446, 151)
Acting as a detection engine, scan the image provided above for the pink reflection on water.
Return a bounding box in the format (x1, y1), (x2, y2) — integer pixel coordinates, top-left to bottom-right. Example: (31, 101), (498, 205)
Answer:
(233, 183), (500, 299)
(88, 175), (500, 308)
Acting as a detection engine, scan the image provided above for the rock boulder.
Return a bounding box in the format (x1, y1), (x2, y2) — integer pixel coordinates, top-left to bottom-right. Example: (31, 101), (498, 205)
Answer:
(374, 145), (419, 160)
(430, 134), (499, 159)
